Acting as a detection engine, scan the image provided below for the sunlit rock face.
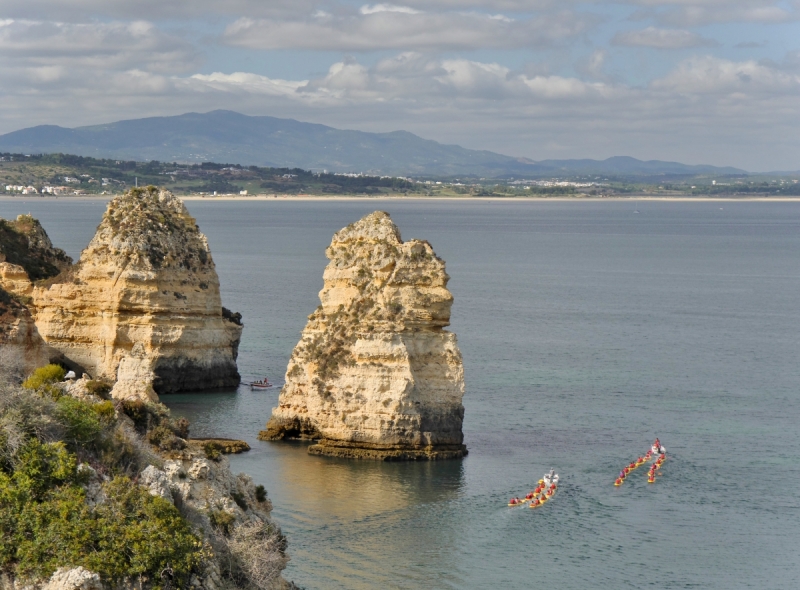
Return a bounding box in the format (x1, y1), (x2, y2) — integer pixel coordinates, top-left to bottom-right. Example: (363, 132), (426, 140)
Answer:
(0, 214), (71, 378)
(0, 287), (51, 378)
(262, 211), (466, 460)
(29, 188), (242, 400)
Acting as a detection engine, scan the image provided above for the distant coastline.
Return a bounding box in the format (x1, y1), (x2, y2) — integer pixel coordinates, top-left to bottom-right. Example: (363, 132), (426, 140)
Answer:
(3, 194), (800, 203)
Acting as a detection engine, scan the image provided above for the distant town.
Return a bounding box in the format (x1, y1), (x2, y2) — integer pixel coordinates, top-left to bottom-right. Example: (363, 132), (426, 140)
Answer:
(1, 153), (798, 198)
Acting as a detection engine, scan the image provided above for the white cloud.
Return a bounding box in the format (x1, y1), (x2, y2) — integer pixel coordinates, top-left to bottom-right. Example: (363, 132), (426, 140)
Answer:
(0, 3), (797, 170)
(190, 72), (307, 97)
(0, 20), (199, 73)
(612, 26), (717, 48)
(222, 10), (594, 51)
(651, 55), (800, 93)
(1, 52), (798, 169)
(628, 1), (798, 26)
(359, 4), (421, 15)
(0, 0), (317, 21)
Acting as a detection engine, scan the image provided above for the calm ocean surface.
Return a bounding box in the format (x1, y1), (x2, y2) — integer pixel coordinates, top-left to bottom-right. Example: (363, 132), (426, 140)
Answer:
(3, 198), (799, 589)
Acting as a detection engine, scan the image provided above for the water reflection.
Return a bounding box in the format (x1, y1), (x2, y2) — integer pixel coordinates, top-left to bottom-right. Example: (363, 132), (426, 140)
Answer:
(163, 390), (468, 589)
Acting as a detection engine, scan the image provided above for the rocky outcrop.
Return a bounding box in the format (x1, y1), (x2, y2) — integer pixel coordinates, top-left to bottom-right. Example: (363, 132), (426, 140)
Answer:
(0, 214), (72, 282)
(41, 568), (104, 590)
(0, 215), (71, 379)
(0, 288), (51, 379)
(25, 188), (242, 400)
(261, 211), (466, 460)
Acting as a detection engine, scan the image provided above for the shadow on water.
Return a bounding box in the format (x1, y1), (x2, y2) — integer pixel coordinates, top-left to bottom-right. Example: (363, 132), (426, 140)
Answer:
(163, 388), (468, 589)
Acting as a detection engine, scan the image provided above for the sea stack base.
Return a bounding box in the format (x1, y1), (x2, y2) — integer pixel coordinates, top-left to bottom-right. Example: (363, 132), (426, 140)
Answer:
(307, 439), (468, 461)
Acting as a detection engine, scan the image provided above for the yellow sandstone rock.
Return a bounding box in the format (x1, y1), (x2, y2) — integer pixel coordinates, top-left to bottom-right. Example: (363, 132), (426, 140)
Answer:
(0, 214), (71, 377)
(261, 211), (466, 460)
(27, 187), (242, 400)
(0, 287), (51, 378)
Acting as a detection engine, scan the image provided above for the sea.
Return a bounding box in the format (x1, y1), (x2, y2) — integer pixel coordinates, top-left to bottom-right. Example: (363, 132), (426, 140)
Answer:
(2, 197), (799, 589)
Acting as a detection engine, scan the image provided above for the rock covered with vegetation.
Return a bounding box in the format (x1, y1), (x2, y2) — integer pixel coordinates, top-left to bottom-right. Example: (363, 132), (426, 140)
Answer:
(261, 211), (466, 460)
(25, 188), (242, 400)
(0, 214), (72, 283)
(0, 365), (292, 590)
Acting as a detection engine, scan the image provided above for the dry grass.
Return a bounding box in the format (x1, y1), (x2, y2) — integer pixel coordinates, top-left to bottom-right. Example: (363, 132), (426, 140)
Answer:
(219, 521), (289, 590)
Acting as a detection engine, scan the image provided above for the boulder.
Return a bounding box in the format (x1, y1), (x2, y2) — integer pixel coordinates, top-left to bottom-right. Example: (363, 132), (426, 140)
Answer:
(41, 568), (103, 590)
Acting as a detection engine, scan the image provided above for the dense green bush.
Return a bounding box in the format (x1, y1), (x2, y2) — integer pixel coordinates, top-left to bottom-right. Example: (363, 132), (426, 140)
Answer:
(147, 423), (185, 452)
(231, 491), (248, 511)
(21, 364), (65, 394)
(55, 397), (102, 447)
(0, 447), (204, 585)
(203, 441), (223, 461)
(0, 380), (206, 587)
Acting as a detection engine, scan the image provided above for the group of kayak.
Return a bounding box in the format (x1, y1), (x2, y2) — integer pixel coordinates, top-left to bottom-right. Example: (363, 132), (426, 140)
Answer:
(614, 438), (667, 486)
(506, 438), (668, 510)
(508, 469), (559, 509)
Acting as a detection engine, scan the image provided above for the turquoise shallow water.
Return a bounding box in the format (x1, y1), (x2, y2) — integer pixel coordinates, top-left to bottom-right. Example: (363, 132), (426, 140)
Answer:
(3, 198), (799, 589)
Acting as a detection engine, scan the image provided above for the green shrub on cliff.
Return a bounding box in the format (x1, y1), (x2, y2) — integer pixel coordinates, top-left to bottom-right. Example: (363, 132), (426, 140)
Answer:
(21, 364), (65, 393)
(0, 380), (206, 588)
(55, 397), (103, 447)
(0, 452), (203, 585)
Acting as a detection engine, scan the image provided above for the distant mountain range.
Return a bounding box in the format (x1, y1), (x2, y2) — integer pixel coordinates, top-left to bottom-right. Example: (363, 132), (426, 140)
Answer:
(0, 110), (748, 178)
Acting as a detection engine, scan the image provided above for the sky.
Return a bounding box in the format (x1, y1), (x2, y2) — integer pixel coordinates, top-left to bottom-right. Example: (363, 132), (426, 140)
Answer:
(0, 1), (798, 171)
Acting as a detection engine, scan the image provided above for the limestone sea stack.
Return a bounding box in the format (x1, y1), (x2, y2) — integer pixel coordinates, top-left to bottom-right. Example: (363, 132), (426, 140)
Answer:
(261, 211), (466, 460)
(29, 187), (242, 400)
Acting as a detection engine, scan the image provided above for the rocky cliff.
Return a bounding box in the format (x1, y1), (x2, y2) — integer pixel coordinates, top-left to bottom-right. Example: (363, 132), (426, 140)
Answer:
(261, 211), (466, 460)
(0, 287), (51, 378)
(27, 187), (242, 399)
(0, 370), (294, 590)
(0, 214), (70, 378)
(0, 213), (72, 281)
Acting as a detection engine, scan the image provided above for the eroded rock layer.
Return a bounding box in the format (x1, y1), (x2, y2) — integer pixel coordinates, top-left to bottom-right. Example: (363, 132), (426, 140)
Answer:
(0, 214), (70, 378)
(0, 287), (51, 378)
(28, 187), (242, 399)
(262, 211), (466, 460)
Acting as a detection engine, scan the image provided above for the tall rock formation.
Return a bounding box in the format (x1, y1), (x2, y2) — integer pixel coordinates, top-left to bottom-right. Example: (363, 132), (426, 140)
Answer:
(0, 214), (71, 378)
(261, 211), (466, 460)
(28, 187), (242, 399)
